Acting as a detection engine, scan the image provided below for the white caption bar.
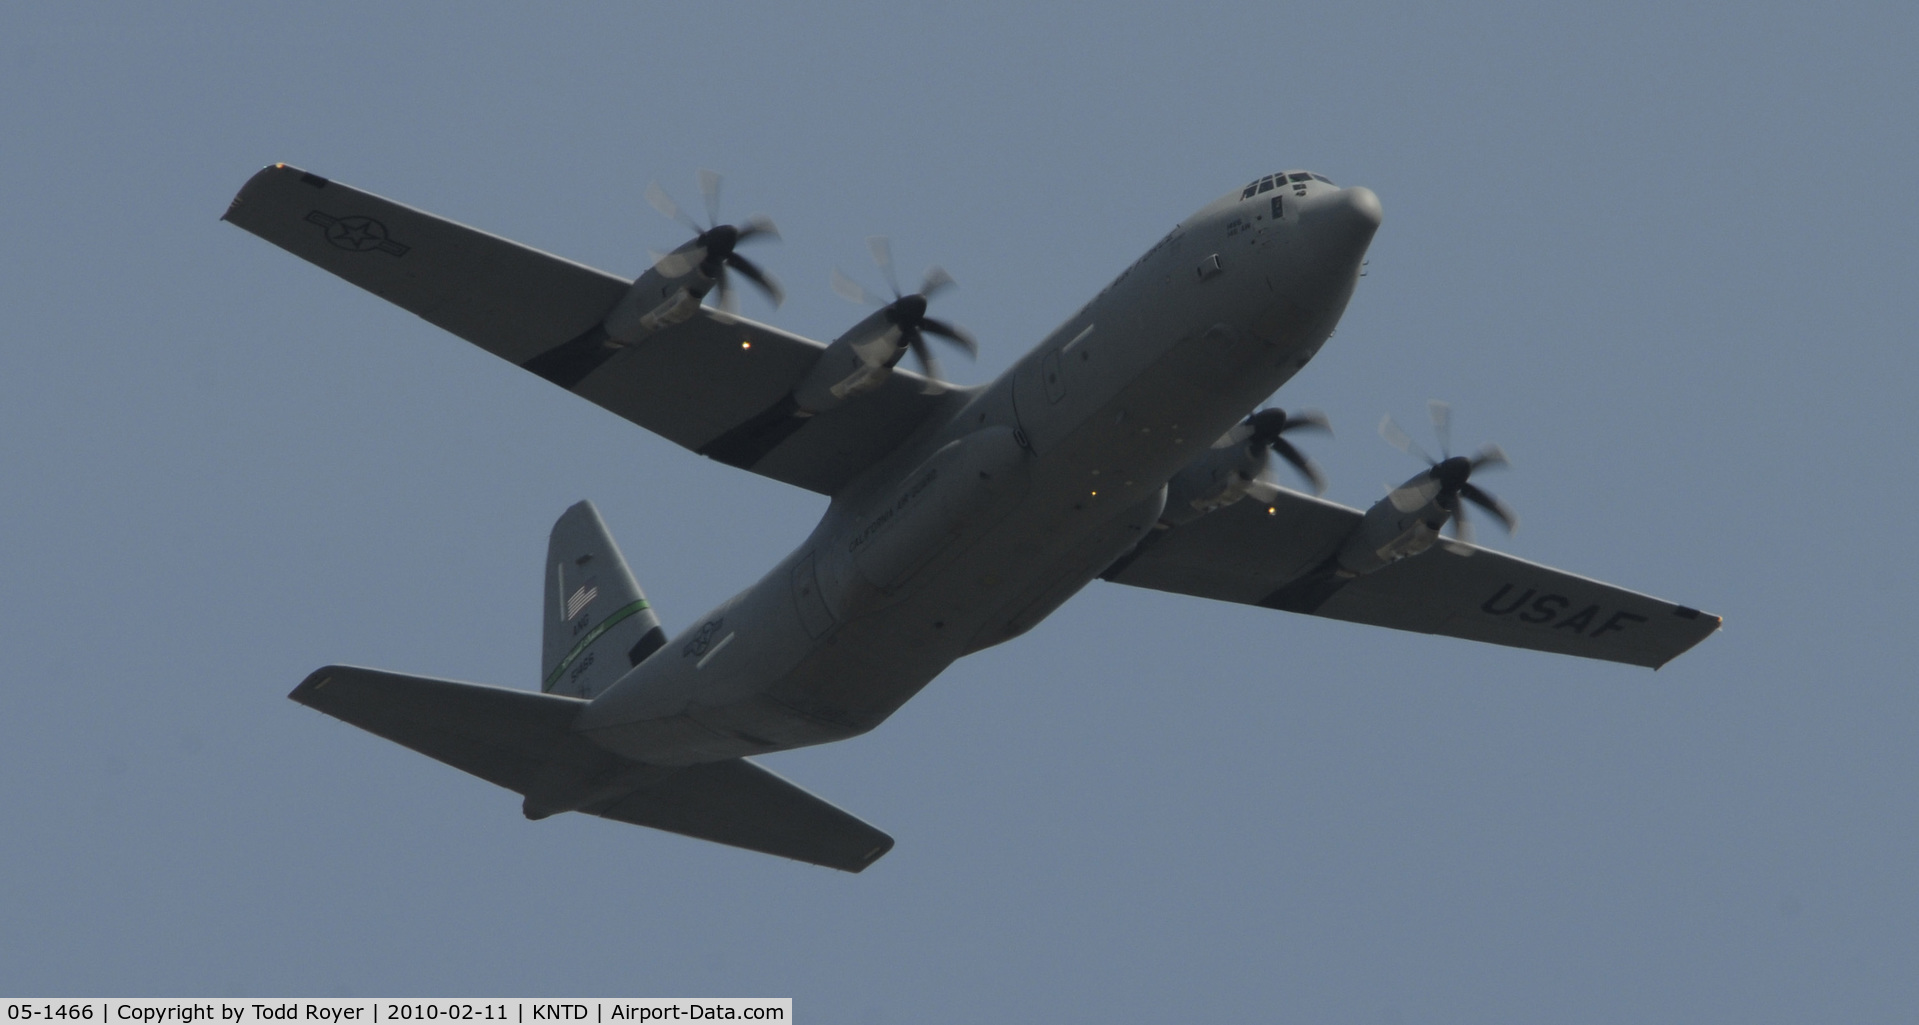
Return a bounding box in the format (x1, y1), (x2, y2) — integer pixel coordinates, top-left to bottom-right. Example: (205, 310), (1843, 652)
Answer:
(3, 1002), (790, 1025)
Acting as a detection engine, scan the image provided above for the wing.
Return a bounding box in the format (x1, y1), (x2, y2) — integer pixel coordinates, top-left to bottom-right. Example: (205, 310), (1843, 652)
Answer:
(223, 163), (948, 495)
(1103, 490), (1720, 669)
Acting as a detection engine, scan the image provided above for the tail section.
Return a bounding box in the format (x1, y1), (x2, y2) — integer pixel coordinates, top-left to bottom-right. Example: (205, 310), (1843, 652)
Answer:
(289, 500), (894, 871)
(542, 501), (666, 698)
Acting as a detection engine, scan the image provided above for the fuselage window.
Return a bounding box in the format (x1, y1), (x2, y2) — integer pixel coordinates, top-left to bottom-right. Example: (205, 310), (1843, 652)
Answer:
(1288, 173), (1312, 183)
(1311, 174), (1335, 184)
(1256, 179), (1274, 194)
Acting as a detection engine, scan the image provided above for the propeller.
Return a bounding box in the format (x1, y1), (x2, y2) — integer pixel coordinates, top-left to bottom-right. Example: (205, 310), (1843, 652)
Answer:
(832, 236), (977, 391)
(645, 169), (782, 312)
(1378, 400), (1516, 542)
(1222, 407), (1331, 499)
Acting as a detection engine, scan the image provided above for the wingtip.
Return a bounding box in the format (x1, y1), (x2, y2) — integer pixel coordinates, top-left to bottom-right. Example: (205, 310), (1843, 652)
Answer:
(289, 664), (345, 705)
(224, 163), (330, 223)
(848, 834), (897, 873)
(1647, 606), (1724, 669)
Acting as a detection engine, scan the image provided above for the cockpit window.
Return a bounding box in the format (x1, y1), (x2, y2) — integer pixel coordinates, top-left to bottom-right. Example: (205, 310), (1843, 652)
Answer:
(1246, 171), (1334, 200)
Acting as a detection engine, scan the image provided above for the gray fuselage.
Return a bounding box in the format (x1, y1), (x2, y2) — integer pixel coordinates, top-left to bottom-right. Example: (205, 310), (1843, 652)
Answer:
(575, 175), (1383, 766)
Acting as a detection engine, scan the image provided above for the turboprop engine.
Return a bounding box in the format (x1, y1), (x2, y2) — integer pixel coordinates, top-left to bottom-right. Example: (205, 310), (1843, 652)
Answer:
(1332, 403), (1516, 576)
(600, 170), (782, 345)
(1159, 407), (1329, 527)
(792, 237), (977, 412)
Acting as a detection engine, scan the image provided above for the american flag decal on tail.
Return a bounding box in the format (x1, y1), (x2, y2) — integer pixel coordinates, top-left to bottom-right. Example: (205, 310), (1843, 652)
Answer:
(565, 579), (598, 620)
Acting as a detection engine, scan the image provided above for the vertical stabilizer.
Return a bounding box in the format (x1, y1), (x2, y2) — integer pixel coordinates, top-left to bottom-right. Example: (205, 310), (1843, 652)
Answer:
(542, 501), (666, 698)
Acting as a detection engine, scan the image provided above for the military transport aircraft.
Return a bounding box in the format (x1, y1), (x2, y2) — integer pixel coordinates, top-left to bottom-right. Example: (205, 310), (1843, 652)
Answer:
(225, 164), (1718, 872)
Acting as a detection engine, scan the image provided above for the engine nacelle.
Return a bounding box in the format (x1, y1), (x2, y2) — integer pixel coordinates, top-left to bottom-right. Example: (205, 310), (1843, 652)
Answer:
(792, 309), (905, 413)
(1333, 473), (1449, 576)
(601, 261), (712, 345)
(1159, 441), (1266, 527)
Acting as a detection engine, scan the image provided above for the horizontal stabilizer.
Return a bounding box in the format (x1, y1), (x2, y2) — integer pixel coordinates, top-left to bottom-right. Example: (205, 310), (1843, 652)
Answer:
(291, 665), (585, 793)
(291, 666), (891, 871)
(592, 759), (895, 873)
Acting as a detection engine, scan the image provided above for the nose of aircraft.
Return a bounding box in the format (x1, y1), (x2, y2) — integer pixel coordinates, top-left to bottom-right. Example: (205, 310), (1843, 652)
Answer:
(1306, 185), (1382, 247)
(1291, 185), (1382, 309)
(1340, 185), (1383, 228)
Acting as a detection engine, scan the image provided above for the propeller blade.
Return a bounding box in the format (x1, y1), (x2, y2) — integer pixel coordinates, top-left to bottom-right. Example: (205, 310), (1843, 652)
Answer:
(649, 173), (782, 309)
(725, 252), (783, 306)
(1429, 400), (1453, 458)
(1285, 410), (1332, 434)
(838, 240), (975, 385)
(1247, 408), (1292, 444)
(1288, 410), (1331, 434)
(1450, 500), (1474, 544)
(697, 169), (722, 228)
(1471, 444), (1509, 471)
(1212, 422), (1255, 449)
(1250, 408), (1330, 443)
(906, 333), (948, 393)
(1388, 477), (1442, 513)
(918, 317), (978, 358)
(652, 246), (703, 278)
(831, 268), (880, 305)
(839, 325), (907, 371)
(1459, 482), (1517, 533)
(647, 182), (703, 235)
(1380, 414), (1436, 465)
(919, 266), (956, 299)
(645, 181), (679, 222)
(867, 236), (901, 298)
(735, 215), (780, 244)
(1272, 438), (1328, 495)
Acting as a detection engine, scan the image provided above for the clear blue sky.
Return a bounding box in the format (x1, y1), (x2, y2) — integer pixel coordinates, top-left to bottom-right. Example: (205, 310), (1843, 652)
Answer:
(3, 3), (1915, 1021)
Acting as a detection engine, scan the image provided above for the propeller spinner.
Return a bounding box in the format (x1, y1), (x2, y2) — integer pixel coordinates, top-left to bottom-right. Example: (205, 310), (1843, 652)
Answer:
(832, 236), (977, 391)
(646, 169), (783, 312)
(1379, 400), (1516, 542)
(1220, 407), (1333, 500)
